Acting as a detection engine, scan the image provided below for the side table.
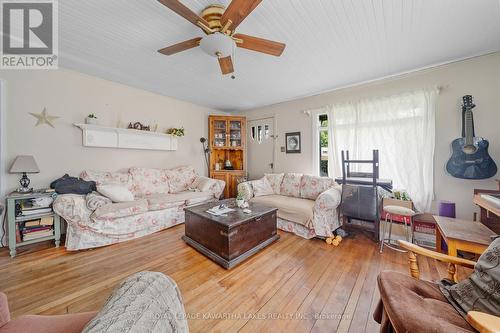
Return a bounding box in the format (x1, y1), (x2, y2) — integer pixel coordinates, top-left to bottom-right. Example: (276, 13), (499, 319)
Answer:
(434, 215), (495, 257)
(6, 191), (61, 258)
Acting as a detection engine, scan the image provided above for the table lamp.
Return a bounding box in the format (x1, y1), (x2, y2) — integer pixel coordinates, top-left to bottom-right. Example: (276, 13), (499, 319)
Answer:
(9, 155), (40, 193)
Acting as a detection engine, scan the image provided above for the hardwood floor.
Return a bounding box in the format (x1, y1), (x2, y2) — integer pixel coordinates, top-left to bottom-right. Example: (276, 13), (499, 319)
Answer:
(0, 225), (470, 332)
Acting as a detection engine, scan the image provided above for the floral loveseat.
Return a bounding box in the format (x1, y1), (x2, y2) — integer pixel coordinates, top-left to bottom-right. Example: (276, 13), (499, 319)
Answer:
(53, 166), (224, 251)
(237, 173), (342, 239)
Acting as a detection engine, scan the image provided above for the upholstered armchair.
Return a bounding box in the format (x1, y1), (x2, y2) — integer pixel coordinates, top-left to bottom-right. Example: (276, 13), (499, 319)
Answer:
(374, 240), (500, 333)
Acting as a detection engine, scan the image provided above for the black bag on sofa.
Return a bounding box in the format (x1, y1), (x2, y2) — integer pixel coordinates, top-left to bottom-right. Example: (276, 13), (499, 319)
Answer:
(50, 174), (96, 195)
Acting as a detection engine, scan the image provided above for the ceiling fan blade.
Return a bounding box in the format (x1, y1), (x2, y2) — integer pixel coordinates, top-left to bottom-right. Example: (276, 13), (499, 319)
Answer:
(218, 55), (234, 75)
(221, 0), (262, 30)
(158, 37), (202, 55)
(157, 0), (210, 29)
(233, 33), (286, 56)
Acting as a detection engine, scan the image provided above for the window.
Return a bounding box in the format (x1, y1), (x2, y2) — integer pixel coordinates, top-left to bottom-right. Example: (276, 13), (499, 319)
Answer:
(318, 114), (329, 176)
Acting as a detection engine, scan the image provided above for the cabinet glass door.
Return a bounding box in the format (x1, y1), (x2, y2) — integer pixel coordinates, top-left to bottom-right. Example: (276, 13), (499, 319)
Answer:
(213, 119), (227, 147)
(229, 120), (242, 148)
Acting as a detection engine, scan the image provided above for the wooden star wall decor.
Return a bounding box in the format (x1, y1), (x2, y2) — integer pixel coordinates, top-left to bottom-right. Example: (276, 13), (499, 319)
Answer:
(29, 107), (59, 128)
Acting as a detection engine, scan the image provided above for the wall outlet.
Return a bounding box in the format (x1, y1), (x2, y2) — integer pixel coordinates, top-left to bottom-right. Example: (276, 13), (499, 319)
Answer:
(280, 146), (285, 152)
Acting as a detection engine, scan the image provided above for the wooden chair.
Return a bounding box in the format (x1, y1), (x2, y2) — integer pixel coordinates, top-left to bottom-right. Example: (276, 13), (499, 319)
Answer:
(375, 240), (500, 333)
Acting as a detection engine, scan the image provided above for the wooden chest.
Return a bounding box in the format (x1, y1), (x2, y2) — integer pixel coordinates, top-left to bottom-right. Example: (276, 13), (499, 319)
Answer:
(183, 200), (279, 269)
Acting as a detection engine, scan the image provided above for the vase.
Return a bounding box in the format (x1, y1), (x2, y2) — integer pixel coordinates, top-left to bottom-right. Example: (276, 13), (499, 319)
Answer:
(236, 199), (244, 207)
(85, 117), (98, 125)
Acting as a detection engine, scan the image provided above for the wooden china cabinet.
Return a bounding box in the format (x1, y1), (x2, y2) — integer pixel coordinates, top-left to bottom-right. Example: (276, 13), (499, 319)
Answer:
(209, 115), (246, 198)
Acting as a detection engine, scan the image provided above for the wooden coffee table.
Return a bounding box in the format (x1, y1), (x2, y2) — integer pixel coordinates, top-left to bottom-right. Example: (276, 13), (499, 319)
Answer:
(434, 215), (496, 257)
(183, 199), (279, 269)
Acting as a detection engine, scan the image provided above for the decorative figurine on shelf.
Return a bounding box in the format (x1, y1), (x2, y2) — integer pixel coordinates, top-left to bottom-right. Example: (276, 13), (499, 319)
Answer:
(85, 113), (98, 125)
(167, 127), (185, 137)
(224, 159), (234, 170)
(128, 122), (151, 131)
(9, 155), (40, 193)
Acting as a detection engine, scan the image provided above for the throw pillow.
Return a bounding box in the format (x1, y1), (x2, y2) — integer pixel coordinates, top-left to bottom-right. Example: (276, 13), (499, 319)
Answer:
(166, 166), (197, 193)
(129, 167), (170, 196)
(280, 173), (303, 198)
(439, 237), (500, 318)
(192, 177), (213, 192)
(252, 177), (274, 197)
(264, 173), (285, 194)
(97, 185), (134, 203)
(80, 170), (131, 187)
(300, 175), (334, 200)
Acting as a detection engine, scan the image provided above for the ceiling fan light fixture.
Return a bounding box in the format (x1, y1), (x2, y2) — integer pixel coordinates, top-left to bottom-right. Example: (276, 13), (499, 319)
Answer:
(199, 32), (235, 58)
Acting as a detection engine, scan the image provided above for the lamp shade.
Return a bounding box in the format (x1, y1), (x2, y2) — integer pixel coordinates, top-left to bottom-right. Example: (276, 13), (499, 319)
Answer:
(9, 155), (40, 174)
(199, 33), (235, 58)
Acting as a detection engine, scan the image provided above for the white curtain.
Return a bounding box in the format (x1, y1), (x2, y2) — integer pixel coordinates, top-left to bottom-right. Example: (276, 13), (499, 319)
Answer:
(328, 89), (438, 212)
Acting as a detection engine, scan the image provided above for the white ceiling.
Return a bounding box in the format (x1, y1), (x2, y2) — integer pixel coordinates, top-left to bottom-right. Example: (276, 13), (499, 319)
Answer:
(60, 0), (500, 111)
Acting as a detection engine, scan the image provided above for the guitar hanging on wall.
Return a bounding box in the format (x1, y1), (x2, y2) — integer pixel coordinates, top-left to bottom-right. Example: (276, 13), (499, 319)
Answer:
(446, 95), (497, 179)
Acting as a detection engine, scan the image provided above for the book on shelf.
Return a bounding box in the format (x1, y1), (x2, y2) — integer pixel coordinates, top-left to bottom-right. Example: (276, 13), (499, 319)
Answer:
(15, 224), (21, 243)
(24, 216), (54, 227)
(20, 207), (52, 216)
(22, 226), (53, 234)
(22, 230), (54, 241)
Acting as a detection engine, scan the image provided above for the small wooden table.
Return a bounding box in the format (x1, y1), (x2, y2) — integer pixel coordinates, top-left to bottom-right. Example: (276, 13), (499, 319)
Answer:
(434, 215), (496, 257)
(183, 199), (279, 269)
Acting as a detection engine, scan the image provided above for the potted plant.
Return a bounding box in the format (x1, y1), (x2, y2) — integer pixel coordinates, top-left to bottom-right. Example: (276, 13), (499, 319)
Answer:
(236, 192), (245, 208)
(166, 127), (185, 137)
(85, 113), (98, 125)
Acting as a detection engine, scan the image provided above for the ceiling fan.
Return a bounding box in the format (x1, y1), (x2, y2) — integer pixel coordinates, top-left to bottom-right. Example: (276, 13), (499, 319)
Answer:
(157, 0), (286, 76)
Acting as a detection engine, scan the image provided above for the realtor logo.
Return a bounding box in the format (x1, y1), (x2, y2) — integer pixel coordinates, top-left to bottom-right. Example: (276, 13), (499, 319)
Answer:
(1, 0), (58, 69)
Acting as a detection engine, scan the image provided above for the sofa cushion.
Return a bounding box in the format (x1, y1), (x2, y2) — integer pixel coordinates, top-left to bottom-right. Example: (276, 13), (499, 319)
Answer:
(300, 175), (335, 200)
(129, 167), (170, 196)
(145, 191), (213, 211)
(375, 271), (474, 333)
(80, 170), (131, 188)
(264, 173), (284, 194)
(96, 185), (134, 203)
(251, 194), (314, 228)
(280, 173), (303, 198)
(92, 200), (149, 220)
(252, 177), (274, 197)
(166, 166), (197, 193)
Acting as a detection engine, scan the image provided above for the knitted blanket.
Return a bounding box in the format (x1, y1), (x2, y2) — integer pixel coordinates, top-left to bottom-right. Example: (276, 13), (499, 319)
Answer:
(82, 271), (189, 333)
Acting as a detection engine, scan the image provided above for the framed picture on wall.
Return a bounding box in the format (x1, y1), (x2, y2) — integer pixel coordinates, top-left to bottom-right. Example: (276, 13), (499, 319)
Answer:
(285, 132), (301, 154)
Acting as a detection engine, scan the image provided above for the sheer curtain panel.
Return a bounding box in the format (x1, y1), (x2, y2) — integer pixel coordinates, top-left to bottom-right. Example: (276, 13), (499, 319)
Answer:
(328, 89), (438, 212)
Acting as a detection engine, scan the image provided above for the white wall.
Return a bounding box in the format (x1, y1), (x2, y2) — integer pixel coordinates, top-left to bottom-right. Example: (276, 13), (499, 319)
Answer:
(238, 52), (500, 220)
(0, 68), (223, 193)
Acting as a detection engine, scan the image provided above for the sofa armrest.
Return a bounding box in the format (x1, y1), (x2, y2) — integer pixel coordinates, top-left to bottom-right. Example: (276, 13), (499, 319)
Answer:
(315, 186), (341, 210)
(194, 176), (225, 199)
(311, 186), (342, 237)
(237, 182), (254, 201)
(53, 194), (93, 228)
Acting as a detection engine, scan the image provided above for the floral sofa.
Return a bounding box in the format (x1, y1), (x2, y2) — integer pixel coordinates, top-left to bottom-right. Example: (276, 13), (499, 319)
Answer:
(53, 166), (225, 251)
(238, 173), (342, 239)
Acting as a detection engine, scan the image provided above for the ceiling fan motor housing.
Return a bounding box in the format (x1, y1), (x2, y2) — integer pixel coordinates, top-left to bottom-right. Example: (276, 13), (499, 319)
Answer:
(200, 33), (235, 58)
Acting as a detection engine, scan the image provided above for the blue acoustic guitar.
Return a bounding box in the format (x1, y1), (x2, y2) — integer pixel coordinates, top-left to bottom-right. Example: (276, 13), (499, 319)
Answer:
(446, 95), (497, 179)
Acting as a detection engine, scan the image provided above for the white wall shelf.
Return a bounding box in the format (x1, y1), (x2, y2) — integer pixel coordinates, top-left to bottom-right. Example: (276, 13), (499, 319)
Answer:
(74, 123), (178, 151)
